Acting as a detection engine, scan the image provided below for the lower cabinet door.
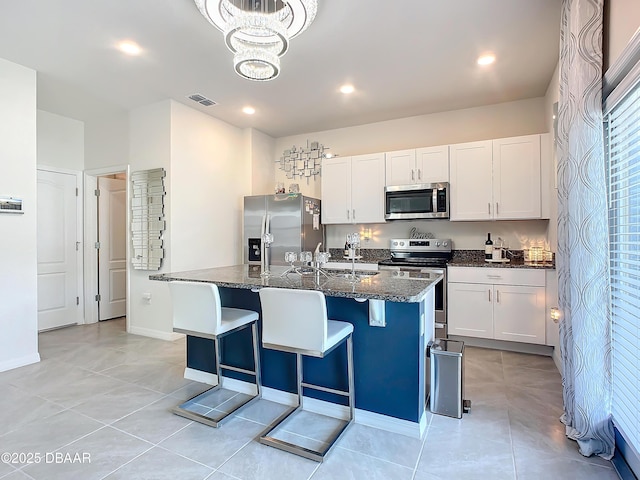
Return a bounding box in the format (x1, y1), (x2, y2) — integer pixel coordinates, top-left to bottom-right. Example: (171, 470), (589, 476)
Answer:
(448, 282), (494, 339)
(493, 285), (546, 344)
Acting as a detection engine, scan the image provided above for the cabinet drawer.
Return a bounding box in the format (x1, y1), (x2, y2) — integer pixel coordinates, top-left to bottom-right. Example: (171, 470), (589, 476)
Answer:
(447, 266), (545, 286)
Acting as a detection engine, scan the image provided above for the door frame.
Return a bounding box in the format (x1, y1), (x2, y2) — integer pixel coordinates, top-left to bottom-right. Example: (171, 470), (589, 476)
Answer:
(83, 165), (131, 331)
(36, 165), (84, 328)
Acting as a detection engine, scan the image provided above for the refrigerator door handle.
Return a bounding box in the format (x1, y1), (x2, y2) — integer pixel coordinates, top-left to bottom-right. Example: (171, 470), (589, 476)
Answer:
(265, 214), (271, 236)
(260, 214), (267, 238)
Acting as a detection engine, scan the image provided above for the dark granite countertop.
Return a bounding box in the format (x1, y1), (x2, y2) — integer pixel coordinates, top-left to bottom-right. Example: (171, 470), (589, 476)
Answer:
(149, 264), (442, 303)
(327, 248), (390, 264)
(449, 250), (556, 269)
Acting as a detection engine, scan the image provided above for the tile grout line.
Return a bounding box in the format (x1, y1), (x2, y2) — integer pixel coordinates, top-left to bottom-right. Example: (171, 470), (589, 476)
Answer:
(410, 413), (434, 480)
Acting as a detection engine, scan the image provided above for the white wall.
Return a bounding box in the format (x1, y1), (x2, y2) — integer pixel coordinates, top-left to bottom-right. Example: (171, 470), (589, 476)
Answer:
(170, 101), (251, 270)
(128, 101), (173, 339)
(37, 110), (84, 171)
(125, 100), (253, 339)
(0, 58), (39, 371)
(275, 97), (547, 200)
(606, 0), (640, 69)
(248, 128), (276, 195)
(84, 111), (129, 171)
(274, 97), (550, 249)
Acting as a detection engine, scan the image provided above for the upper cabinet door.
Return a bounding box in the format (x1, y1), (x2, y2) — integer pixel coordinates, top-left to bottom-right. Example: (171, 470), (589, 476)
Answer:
(385, 149), (416, 186)
(351, 153), (386, 224)
(321, 156), (352, 224)
(415, 146), (449, 183)
(493, 135), (541, 219)
(449, 140), (493, 221)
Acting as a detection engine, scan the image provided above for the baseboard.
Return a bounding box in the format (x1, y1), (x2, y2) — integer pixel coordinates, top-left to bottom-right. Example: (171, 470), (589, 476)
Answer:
(129, 326), (184, 342)
(448, 335), (554, 357)
(261, 386), (424, 438)
(184, 367), (217, 385)
(355, 408), (427, 439)
(183, 368), (258, 396)
(614, 423), (640, 479)
(0, 352), (41, 373)
(182, 370), (425, 438)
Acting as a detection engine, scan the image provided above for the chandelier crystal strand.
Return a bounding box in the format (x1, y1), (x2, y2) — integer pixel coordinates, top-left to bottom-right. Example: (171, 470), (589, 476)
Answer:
(194, 0), (318, 81)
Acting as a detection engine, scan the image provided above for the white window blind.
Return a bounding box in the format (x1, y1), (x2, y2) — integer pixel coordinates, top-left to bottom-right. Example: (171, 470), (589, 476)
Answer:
(605, 78), (640, 453)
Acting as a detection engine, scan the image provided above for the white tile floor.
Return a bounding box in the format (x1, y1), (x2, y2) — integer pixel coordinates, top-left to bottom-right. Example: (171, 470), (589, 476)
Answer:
(0, 318), (619, 480)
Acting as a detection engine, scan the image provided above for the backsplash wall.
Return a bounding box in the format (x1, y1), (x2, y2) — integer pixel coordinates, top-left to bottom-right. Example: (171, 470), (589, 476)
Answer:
(326, 219), (550, 252)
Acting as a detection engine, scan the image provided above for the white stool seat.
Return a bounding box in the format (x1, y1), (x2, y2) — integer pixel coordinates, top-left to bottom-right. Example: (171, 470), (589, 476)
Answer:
(219, 307), (259, 335)
(258, 287), (355, 462)
(169, 281), (261, 428)
(326, 320), (354, 352)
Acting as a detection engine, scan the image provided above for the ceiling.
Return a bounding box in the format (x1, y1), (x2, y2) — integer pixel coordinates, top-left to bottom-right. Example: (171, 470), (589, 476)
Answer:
(0, 1), (561, 138)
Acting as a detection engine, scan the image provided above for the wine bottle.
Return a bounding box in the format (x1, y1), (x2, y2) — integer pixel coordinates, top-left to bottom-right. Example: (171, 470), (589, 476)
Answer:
(485, 233), (493, 260)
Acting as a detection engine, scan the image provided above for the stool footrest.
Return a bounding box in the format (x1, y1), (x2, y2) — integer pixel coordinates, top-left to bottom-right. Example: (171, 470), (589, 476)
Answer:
(259, 406), (353, 463)
(300, 382), (350, 397)
(219, 363), (258, 376)
(173, 384), (261, 428)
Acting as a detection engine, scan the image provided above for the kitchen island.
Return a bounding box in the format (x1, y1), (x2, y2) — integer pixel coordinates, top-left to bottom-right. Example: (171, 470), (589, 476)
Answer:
(150, 264), (442, 437)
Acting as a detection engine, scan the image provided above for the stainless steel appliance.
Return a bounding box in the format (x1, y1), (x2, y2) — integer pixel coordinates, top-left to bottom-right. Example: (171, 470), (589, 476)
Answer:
(378, 238), (452, 338)
(384, 182), (449, 220)
(243, 194), (322, 267)
(427, 339), (467, 418)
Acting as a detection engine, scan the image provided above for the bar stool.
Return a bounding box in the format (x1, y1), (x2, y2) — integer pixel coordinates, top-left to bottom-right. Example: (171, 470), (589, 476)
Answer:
(169, 281), (261, 427)
(258, 287), (355, 462)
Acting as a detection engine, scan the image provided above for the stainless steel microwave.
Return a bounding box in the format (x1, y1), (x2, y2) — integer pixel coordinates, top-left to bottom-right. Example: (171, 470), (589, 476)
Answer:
(384, 183), (449, 220)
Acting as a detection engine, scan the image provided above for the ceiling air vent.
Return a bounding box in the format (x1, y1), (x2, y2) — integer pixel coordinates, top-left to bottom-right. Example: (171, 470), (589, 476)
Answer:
(187, 93), (217, 107)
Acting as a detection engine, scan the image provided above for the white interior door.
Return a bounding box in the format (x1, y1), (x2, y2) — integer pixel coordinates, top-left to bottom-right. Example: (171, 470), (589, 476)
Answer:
(98, 177), (126, 320)
(37, 170), (78, 331)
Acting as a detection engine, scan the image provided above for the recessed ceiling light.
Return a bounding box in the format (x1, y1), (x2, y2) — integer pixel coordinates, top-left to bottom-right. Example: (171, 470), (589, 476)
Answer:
(340, 84), (355, 94)
(242, 106), (256, 115)
(477, 54), (496, 66)
(118, 41), (142, 56)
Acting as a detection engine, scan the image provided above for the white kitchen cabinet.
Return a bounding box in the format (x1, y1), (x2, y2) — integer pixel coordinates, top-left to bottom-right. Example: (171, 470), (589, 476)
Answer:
(448, 267), (546, 345)
(416, 146), (449, 183)
(493, 135), (541, 219)
(385, 149), (416, 186)
(448, 282), (494, 339)
(385, 146), (449, 186)
(449, 140), (493, 220)
(321, 153), (385, 224)
(492, 285), (546, 344)
(321, 156), (351, 224)
(449, 134), (542, 221)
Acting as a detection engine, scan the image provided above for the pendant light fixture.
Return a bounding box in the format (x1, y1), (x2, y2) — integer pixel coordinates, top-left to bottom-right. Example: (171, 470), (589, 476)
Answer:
(194, 0), (318, 81)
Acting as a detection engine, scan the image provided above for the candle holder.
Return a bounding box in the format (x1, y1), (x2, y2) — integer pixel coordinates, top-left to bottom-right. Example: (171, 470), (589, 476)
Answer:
(260, 233), (274, 277)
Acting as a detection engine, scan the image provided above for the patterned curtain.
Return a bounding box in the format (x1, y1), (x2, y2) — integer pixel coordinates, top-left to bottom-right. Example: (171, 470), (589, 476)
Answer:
(556, 0), (614, 459)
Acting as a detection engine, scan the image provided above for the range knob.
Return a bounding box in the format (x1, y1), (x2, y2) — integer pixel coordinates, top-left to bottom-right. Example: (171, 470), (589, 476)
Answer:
(392, 241), (398, 246)
(443, 241), (449, 247)
(435, 241), (440, 247)
(400, 241), (405, 246)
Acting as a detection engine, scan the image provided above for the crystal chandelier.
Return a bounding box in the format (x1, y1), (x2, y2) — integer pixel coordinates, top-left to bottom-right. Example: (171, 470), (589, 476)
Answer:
(194, 0), (318, 81)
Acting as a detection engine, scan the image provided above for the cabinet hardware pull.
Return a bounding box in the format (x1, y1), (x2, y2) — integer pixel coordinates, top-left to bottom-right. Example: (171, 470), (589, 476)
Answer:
(487, 275), (501, 279)
(412, 170), (415, 181)
(488, 202), (491, 215)
(496, 202), (499, 215)
(496, 290), (500, 303)
(353, 209), (356, 220)
(347, 209), (350, 220)
(488, 289), (492, 302)
(418, 169), (421, 180)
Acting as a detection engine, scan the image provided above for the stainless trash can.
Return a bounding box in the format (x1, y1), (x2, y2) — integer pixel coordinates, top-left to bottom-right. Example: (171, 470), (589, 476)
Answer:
(427, 339), (465, 418)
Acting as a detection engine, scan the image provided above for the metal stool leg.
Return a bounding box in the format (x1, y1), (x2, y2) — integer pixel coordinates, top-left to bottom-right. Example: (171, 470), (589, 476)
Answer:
(173, 322), (262, 428)
(259, 335), (355, 462)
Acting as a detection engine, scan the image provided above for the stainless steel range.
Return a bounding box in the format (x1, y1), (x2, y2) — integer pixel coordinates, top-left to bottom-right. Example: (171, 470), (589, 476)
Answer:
(378, 238), (452, 339)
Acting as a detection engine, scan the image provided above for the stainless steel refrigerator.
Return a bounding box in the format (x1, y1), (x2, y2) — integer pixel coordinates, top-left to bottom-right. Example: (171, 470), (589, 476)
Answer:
(243, 194), (322, 267)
